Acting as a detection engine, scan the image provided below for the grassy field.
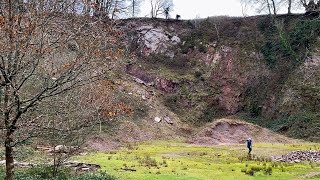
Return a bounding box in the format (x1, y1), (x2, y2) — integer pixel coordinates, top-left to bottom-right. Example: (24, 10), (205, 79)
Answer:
(75, 141), (320, 180)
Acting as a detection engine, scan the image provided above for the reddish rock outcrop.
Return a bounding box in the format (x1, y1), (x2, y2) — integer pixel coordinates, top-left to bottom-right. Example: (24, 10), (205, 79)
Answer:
(126, 64), (177, 93)
(211, 46), (246, 114)
(155, 78), (178, 93)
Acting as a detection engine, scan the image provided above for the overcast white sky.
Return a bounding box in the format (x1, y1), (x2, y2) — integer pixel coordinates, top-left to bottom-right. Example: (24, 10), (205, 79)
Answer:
(140, 0), (254, 19)
(139, 0), (304, 19)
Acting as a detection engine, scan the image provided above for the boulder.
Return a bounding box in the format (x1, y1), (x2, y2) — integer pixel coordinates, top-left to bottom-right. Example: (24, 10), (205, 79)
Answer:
(154, 117), (162, 123)
(164, 116), (173, 125)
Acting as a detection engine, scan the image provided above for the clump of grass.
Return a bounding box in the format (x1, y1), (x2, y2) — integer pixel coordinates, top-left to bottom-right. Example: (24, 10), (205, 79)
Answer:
(199, 152), (208, 156)
(263, 166), (273, 175)
(242, 164), (273, 176)
(159, 160), (168, 167)
(138, 155), (158, 168)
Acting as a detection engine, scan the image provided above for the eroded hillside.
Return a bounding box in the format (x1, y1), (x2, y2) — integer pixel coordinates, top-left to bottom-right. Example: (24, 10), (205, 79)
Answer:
(111, 15), (320, 142)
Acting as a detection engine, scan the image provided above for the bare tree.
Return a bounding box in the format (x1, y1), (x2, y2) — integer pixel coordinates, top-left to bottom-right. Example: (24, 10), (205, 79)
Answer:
(288, 0), (293, 13)
(241, 0), (283, 15)
(129, 0), (144, 17)
(164, 6), (170, 19)
(90, 0), (130, 19)
(300, 0), (320, 13)
(150, 0), (173, 18)
(32, 79), (130, 177)
(0, 1), (122, 179)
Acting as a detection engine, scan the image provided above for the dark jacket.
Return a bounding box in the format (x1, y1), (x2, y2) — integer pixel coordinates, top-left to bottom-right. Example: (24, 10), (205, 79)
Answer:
(246, 139), (252, 148)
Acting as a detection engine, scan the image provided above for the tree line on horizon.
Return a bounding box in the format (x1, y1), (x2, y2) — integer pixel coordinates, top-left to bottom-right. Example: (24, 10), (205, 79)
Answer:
(241, 0), (320, 15)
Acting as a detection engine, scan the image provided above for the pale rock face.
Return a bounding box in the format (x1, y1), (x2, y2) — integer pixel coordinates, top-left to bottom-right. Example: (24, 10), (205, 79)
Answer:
(137, 25), (180, 56)
(154, 117), (162, 122)
(171, 36), (181, 44)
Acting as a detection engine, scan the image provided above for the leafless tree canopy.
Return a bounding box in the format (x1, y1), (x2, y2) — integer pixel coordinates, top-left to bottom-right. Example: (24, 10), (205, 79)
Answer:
(0, 1), (123, 179)
(150, 0), (173, 18)
(129, 0), (144, 17)
(240, 0), (310, 15)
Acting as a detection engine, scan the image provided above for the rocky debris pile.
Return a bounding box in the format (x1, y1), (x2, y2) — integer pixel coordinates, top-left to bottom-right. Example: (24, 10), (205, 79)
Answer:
(154, 116), (173, 125)
(273, 150), (320, 163)
(64, 161), (101, 171)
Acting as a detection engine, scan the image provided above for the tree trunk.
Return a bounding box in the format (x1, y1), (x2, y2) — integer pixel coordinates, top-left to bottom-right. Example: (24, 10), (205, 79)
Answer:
(132, 0), (135, 17)
(288, 0), (292, 14)
(5, 135), (14, 180)
(266, 0), (272, 15)
(4, 81), (14, 180)
(271, 0), (277, 15)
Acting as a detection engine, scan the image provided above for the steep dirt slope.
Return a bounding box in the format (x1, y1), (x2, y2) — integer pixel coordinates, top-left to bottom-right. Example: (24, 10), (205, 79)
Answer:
(85, 77), (192, 151)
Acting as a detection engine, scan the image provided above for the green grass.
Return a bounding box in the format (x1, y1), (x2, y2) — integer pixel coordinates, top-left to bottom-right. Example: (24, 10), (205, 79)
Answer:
(75, 141), (320, 180)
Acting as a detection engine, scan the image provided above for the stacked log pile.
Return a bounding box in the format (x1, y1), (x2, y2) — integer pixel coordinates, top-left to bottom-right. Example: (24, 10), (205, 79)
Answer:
(273, 150), (320, 163)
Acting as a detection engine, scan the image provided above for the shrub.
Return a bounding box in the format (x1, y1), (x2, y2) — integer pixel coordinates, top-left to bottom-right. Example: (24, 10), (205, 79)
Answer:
(245, 169), (255, 176)
(74, 171), (115, 180)
(15, 166), (71, 180)
(249, 165), (263, 172)
(260, 18), (320, 69)
(0, 168), (5, 180)
(263, 166), (272, 175)
(139, 155), (158, 167)
(0, 166), (115, 180)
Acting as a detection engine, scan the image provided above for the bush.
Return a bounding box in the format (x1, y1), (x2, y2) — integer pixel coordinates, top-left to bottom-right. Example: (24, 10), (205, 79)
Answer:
(260, 18), (320, 68)
(15, 166), (71, 180)
(73, 171), (115, 180)
(242, 164), (273, 176)
(273, 113), (320, 141)
(0, 168), (5, 180)
(249, 165), (263, 172)
(263, 166), (272, 175)
(0, 166), (115, 180)
(245, 169), (255, 176)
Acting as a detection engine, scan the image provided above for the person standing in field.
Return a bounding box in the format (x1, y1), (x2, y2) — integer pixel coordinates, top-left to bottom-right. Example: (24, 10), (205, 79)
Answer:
(246, 138), (253, 154)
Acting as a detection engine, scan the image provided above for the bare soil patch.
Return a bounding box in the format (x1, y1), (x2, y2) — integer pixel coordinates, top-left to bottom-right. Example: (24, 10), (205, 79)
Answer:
(84, 136), (120, 151)
(191, 118), (296, 145)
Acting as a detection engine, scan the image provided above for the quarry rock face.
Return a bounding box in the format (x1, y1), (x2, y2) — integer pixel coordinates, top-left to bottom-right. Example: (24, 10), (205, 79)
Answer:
(122, 18), (319, 136)
(136, 25), (180, 56)
(126, 64), (177, 93)
(126, 64), (155, 85)
(155, 78), (178, 93)
(211, 46), (245, 114)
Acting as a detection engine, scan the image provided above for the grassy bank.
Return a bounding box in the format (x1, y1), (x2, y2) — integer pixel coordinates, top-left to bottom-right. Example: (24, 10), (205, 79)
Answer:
(75, 141), (320, 180)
